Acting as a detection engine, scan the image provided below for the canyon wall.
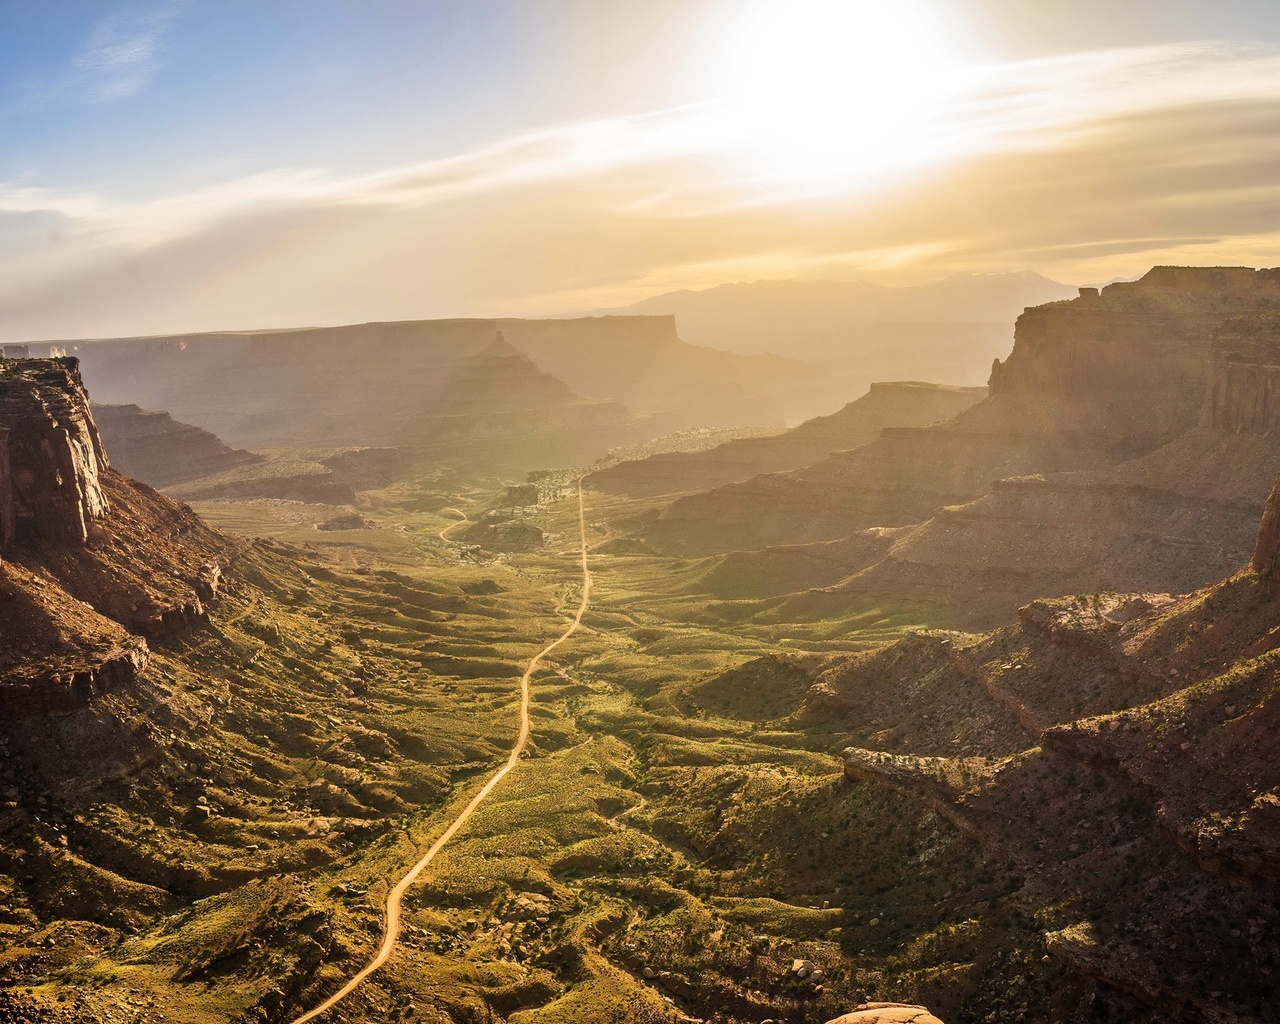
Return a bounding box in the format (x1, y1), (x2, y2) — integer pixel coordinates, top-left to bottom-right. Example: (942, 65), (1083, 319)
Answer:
(591, 382), (986, 498)
(62, 315), (812, 454)
(92, 403), (263, 488)
(0, 358), (233, 716)
(0, 358), (110, 547)
(654, 267), (1280, 620)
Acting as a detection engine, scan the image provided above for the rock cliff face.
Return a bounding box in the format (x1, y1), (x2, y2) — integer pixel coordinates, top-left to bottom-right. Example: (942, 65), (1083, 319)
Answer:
(772, 474), (1280, 1021)
(0, 358), (110, 546)
(591, 382), (986, 498)
(92, 403), (263, 488)
(0, 359), (232, 716)
(803, 483), (1280, 1018)
(66, 317), (811, 465)
(1252, 472), (1280, 581)
(651, 268), (1280, 624)
(991, 266), (1280, 441)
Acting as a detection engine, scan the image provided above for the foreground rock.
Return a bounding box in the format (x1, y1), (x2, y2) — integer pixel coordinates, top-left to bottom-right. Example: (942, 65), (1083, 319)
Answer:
(826, 1005), (945, 1024)
(0, 358), (110, 545)
(0, 358), (231, 714)
(781, 465), (1280, 1021)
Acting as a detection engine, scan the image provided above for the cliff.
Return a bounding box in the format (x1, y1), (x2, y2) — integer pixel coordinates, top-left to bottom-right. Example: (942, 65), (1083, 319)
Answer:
(772, 472), (1280, 1020)
(1252, 473), (1280, 582)
(61, 317), (816, 461)
(0, 359), (232, 716)
(0, 358), (110, 546)
(648, 268), (1280, 616)
(590, 382), (986, 498)
(92, 403), (263, 488)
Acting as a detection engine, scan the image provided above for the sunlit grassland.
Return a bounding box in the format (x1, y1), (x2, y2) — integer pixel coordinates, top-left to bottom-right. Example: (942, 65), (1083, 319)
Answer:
(20, 468), (1001, 1024)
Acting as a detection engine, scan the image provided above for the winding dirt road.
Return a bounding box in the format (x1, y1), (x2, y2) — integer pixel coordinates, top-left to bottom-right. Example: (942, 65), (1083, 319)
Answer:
(437, 507), (468, 543)
(291, 481), (592, 1024)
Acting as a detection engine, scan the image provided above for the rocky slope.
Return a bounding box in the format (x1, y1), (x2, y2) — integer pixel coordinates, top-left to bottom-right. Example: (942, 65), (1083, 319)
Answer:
(590, 382), (986, 498)
(65, 317), (819, 456)
(0, 358), (230, 714)
(652, 268), (1280, 627)
(92, 403), (262, 488)
(744, 469), (1280, 1022)
(0, 356), (594, 1022)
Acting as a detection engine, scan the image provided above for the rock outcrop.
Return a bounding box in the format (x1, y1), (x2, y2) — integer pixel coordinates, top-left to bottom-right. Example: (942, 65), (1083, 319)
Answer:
(590, 382), (986, 498)
(794, 470), (1280, 1022)
(648, 267), (1280, 626)
(0, 358), (110, 546)
(1252, 472), (1280, 582)
(92, 403), (263, 488)
(0, 359), (233, 716)
(825, 1005), (946, 1024)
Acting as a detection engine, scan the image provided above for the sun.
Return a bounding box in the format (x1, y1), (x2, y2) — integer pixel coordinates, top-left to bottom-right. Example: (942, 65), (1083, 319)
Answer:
(711, 0), (966, 185)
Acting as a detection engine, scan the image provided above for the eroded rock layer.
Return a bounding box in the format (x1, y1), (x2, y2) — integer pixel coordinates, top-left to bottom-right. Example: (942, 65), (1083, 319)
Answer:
(591, 382), (986, 498)
(0, 360), (232, 716)
(657, 267), (1280, 626)
(0, 358), (109, 546)
(92, 403), (263, 488)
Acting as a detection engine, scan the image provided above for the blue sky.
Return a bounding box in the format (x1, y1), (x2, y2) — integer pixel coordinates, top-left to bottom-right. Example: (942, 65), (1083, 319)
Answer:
(6, 1), (1280, 338)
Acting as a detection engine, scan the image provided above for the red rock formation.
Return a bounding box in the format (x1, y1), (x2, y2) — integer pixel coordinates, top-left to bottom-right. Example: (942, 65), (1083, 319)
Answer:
(0, 358), (110, 545)
(92, 402), (263, 487)
(0, 358), (234, 715)
(1251, 471), (1280, 581)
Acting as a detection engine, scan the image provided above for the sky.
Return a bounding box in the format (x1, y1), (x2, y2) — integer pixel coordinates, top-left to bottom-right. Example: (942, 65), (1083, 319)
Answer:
(6, 0), (1280, 339)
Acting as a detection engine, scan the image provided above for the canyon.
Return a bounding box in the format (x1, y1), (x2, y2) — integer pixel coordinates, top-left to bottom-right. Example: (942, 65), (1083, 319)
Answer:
(54, 317), (827, 464)
(1, 267), (1278, 1024)
(642, 267), (1280, 625)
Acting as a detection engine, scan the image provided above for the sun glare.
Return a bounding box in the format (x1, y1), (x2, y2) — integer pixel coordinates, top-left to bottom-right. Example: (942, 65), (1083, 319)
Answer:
(712, 0), (966, 185)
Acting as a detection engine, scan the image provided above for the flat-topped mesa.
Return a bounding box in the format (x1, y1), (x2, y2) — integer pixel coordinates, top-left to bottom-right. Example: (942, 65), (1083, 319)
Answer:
(990, 266), (1280, 445)
(0, 358), (109, 546)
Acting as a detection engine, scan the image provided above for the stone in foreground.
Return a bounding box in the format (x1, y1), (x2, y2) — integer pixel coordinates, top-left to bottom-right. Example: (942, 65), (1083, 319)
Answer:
(826, 1004), (946, 1024)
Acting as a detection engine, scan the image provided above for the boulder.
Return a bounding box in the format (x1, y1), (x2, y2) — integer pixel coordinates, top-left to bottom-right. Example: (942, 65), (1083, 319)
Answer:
(825, 1004), (946, 1024)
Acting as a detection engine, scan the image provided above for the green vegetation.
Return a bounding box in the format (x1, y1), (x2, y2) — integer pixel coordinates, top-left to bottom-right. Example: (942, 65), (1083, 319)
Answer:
(0, 467), (1028, 1024)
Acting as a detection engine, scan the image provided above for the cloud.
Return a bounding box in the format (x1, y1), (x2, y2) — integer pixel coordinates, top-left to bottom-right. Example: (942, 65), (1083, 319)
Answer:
(70, 2), (183, 104)
(7, 39), (1280, 338)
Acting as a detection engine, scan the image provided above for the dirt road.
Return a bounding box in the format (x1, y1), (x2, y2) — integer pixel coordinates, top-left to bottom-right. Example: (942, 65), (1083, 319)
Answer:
(437, 507), (468, 543)
(291, 481), (592, 1023)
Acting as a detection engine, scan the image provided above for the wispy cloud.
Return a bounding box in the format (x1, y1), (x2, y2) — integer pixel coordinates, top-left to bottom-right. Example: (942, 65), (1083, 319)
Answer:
(8, 39), (1280, 337)
(70, 2), (183, 104)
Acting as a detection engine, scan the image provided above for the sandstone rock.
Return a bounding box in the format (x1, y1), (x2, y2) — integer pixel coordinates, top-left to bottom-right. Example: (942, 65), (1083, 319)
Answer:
(92, 403), (263, 487)
(1252, 471), (1280, 581)
(0, 358), (109, 546)
(592, 382), (985, 498)
(825, 1004), (946, 1023)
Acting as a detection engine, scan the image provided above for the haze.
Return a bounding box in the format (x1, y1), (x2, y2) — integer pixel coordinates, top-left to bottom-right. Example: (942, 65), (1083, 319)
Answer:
(6, 0), (1280, 339)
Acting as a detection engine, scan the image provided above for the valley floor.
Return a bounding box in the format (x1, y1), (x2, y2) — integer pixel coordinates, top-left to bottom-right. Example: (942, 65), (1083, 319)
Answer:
(1, 470), (1263, 1024)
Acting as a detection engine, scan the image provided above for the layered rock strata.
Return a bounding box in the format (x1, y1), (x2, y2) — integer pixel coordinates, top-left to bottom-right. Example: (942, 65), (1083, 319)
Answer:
(591, 382), (986, 498)
(658, 268), (1280, 625)
(0, 358), (110, 545)
(776, 472), (1280, 1019)
(0, 359), (232, 716)
(92, 403), (263, 487)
